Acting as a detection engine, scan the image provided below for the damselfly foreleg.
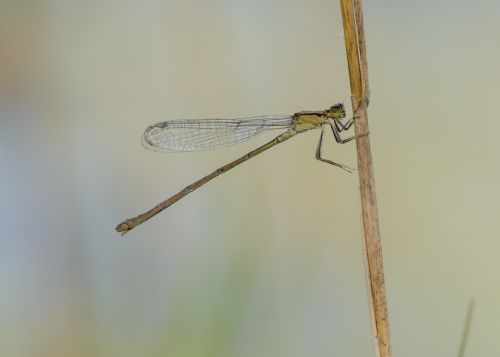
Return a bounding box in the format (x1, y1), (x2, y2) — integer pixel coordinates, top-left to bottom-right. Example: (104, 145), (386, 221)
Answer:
(329, 121), (356, 144)
(332, 116), (355, 132)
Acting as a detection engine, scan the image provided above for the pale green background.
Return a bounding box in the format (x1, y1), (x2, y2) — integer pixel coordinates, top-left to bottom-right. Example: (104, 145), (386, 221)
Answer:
(1, 1), (499, 356)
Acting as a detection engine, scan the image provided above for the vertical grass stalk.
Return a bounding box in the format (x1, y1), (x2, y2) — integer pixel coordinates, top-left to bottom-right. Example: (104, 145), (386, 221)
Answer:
(339, 1), (392, 356)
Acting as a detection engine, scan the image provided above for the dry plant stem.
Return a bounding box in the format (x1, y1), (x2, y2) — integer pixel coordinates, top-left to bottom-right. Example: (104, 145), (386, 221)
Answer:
(339, 0), (392, 356)
(457, 300), (475, 357)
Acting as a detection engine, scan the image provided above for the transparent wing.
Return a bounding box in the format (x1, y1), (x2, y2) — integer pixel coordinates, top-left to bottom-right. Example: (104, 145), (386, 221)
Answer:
(142, 115), (293, 152)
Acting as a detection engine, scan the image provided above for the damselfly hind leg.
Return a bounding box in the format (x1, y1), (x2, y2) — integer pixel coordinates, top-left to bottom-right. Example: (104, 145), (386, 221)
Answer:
(315, 126), (354, 173)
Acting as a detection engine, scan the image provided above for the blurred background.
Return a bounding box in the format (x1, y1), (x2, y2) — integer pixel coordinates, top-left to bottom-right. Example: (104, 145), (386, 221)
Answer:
(1, 0), (499, 356)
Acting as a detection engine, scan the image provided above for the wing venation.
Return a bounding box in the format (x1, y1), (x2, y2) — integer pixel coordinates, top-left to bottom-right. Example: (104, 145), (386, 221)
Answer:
(142, 116), (292, 152)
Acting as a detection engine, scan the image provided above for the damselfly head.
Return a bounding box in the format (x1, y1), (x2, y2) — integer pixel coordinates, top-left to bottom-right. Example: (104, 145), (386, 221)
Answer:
(327, 103), (346, 120)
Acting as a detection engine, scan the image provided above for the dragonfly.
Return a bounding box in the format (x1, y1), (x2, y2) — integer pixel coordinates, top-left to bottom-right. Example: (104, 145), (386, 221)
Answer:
(116, 103), (356, 235)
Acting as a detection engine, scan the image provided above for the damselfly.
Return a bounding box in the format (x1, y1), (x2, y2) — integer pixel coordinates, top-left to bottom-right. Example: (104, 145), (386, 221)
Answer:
(116, 103), (355, 234)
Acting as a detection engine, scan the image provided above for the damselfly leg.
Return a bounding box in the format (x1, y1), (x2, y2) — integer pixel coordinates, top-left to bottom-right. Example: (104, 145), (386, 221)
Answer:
(315, 126), (355, 173)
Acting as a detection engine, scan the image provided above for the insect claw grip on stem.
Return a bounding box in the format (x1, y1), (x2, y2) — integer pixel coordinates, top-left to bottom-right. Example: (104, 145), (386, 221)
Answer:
(352, 91), (370, 117)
